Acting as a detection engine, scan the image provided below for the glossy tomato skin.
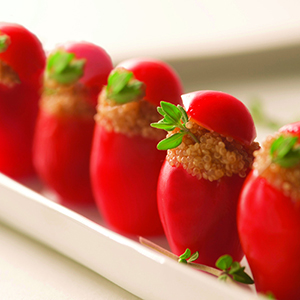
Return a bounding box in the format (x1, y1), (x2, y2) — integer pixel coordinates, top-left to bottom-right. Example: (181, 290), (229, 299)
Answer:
(0, 85), (42, 178)
(238, 171), (300, 300)
(0, 22), (45, 87)
(33, 42), (112, 206)
(238, 121), (300, 299)
(91, 125), (166, 235)
(183, 90), (256, 147)
(91, 58), (183, 235)
(33, 110), (95, 205)
(279, 121), (300, 139)
(116, 58), (183, 107)
(0, 23), (45, 179)
(158, 160), (244, 267)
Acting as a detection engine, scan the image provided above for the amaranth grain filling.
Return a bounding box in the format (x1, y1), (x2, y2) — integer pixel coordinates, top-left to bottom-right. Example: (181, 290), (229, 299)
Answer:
(95, 89), (166, 140)
(253, 133), (300, 201)
(166, 119), (260, 182)
(0, 60), (20, 87)
(41, 80), (96, 118)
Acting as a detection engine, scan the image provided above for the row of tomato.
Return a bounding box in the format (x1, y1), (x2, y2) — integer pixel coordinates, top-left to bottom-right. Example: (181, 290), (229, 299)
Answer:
(0, 22), (299, 300)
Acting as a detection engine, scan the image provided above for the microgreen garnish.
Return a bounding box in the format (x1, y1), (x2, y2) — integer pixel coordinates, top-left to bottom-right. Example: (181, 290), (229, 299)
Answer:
(139, 237), (254, 286)
(216, 255), (254, 284)
(178, 248), (199, 264)
(151, 101), (200, 150)
(46, 50), (85, 84)
(0, 34), (10, 53)
(270, 135), (300, 168)
(105, 68), (145, 104)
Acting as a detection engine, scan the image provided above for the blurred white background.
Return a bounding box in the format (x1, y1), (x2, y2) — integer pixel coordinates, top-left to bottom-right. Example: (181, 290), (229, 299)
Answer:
(2, 0), (300, 141)
(2, 0), (300, 62)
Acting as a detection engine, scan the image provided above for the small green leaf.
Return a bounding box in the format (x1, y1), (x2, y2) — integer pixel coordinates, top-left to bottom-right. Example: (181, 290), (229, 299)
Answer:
(150, 121), (176, 131)
(107, 70), (133, 95)
(179, 248), (191, 260)
(228, 261), (241, 274)
(231, 267), (254, 285)
(218, 274), (229, 282)
(156, 132), (185, 150)
(106, 68), (145, 104)
(46, 50), (85, 84)
(187, 251), (199, 263)
(270, 136), (297, 157)
(178, 248), (191, 263)
(0, 34), (10, 53)
(177, 105), (188, 123)
(163, 114), (179, 125)
(273, 149), (300, 168)
(152, 101), (200, 150)
(216, 255), (233, 271)
(157, 106), (167, 117)
(270, 135), (300, 168)
(160, 101), (182, 123)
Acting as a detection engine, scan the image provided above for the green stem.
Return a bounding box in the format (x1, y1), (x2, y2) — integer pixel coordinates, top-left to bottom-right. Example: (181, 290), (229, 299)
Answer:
(177, 122), (200, 144)
(139, 237), (221, 276)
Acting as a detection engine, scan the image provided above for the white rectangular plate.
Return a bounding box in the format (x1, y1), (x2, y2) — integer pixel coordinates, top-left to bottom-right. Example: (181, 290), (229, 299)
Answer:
(0, 173), (261, 300)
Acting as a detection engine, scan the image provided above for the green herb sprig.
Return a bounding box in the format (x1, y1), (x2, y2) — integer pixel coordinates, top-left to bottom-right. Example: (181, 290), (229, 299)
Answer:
(46, 50), (86, 84)
(139, 237), (254, 286)
(151, 101), (199, 150)
(178, 248), (199, 264)
(270, 135), (300, 168)
(0, 34), (10, 53)
(106, 68), (145, 104)
(216, 255), (254, 284)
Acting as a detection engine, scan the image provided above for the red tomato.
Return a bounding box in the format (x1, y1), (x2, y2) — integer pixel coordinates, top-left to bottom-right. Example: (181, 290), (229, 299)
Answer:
(0, 23), (45, 179)
(90, 58), (183, 235)
(157, 90), (258, 266)
(91, 126), (166, 235)
(33, 110), (95, 206)
(33, 41), (113, 206)
(183, 90), (256, 146)
(116, 58), (183, 106)
(158, 161), (244, 266)
(0, 22), (45, 87)
(238, 121), (300, 300)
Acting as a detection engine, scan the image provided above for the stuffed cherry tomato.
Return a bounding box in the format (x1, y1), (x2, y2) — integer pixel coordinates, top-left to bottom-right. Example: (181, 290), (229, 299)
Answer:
(238, 121), (300, 300)
(153, 90), (259, 267)
(90, 58), (183, 236)
(0, 22), (45, 179)
(33, 42), (113, 206)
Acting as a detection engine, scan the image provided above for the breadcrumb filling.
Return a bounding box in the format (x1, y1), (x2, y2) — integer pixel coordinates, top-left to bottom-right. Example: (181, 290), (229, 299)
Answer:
(95, 90), (165, 140)
(0, 60), (20, 87)
(253, 133), (300, 201)
(166, 120), (260, 182)
(41, 80), (96, 118)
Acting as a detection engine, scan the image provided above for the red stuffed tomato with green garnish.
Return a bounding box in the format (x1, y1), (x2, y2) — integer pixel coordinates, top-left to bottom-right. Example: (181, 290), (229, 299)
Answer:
(0, 22), (45, 179)
(90, 58), (183, 236)
(238, 121), (300, 300)
(156, 90), (258, 267)
(33, 41), (113, 206)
